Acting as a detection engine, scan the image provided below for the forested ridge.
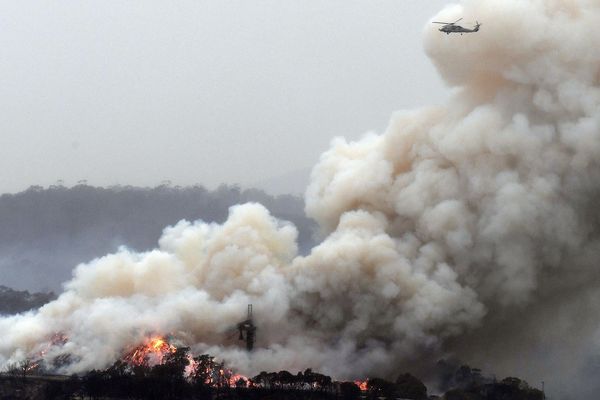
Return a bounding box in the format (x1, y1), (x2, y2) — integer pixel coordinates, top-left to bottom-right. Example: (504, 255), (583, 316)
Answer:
(0, 184), (316, 291)
(0, 285), (55, 315)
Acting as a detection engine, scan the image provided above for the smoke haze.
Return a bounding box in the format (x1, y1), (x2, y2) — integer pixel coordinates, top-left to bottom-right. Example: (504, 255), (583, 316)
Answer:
(2, 1), (600, 398)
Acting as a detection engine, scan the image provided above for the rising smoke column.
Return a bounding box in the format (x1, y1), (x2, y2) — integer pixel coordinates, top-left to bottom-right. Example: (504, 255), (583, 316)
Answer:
(2, 0), (600, 397)
(304, 0), (600, 393)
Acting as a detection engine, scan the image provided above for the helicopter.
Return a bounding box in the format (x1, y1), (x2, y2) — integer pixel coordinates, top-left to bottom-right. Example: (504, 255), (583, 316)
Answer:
(432, 18), (481, 35)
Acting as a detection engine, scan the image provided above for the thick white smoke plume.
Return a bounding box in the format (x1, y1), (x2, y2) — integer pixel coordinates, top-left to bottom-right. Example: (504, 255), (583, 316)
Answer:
(3, 0), (600, 397)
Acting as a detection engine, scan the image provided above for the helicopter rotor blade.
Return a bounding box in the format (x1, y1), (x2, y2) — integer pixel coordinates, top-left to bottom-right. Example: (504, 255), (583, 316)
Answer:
(453, 18), (463, 23)
(432, 21), (452, 24)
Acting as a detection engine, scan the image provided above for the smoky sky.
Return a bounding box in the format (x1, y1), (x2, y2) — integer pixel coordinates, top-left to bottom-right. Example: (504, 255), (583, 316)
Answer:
(0, 0), (451, 195)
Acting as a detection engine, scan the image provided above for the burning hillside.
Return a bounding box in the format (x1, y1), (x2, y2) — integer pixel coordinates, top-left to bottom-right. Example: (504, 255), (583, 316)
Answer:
(4, 331), (546, 399)
(120, 336), (239, 386)
(121, 336), (252, 388)
(124, 337), (177, 367)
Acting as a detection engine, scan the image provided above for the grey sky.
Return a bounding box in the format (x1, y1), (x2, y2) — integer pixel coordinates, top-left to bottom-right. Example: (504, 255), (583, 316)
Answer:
(0, 0), (452, 194)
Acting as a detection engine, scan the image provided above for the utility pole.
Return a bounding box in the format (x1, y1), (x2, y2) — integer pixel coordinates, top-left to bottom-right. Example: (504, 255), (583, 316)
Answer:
(237, 304), (256, 351)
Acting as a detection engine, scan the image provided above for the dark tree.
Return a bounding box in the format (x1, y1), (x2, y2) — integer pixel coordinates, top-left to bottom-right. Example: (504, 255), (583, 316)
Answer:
(395, 373), (427, 399)
(443, 388), (483, 400)
(156, 347), (190, 379)
(106, 360), (133, 398)
(367, 377), (396, 399)
(300, 368), (333, 392)
(275, 370), (295, 389)
(82, 370), (105, 400)
(149, 347), (191, 399)
(0, 286), (55, 314)
(192, 354), (216, 387)
(252, 371), (274, 390)
(443, 376), (544, 400)
(339, 381), (361, 400)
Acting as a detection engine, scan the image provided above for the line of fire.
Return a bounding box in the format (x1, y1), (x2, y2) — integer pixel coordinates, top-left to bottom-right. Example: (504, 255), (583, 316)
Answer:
(0, 304), (545, 400)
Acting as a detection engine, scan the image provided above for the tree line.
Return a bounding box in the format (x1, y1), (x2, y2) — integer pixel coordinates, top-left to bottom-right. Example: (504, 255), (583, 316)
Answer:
(0, 285), (55, 315)
(1, 348), (544, 400)
(0, 183), (316, 292)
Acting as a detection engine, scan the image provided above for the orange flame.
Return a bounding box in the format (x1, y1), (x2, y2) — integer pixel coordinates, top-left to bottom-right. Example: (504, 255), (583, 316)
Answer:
(229, 373), (250, 387)
(124, 336), (176, 366)
(36, 332), (68, 358)
(185, 356), (199, 377)
(354, 380), (368, 391)
(26, 332), (69, 372)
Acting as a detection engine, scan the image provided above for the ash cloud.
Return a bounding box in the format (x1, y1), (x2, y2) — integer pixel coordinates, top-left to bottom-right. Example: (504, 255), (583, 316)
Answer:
(2, 1), (600, 399)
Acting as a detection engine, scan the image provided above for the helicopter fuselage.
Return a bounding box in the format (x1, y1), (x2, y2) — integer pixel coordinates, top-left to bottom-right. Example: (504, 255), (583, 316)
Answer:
(438, 23), (480, 35)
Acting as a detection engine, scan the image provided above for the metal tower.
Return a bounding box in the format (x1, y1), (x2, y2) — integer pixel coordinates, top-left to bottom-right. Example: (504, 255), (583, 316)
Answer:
(237, 304), (256, 351)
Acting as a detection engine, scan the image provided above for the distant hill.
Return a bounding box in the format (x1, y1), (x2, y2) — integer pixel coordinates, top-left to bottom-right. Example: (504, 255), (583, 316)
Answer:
(0, 184), (317, 292)
(0, 286), (55, 315)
